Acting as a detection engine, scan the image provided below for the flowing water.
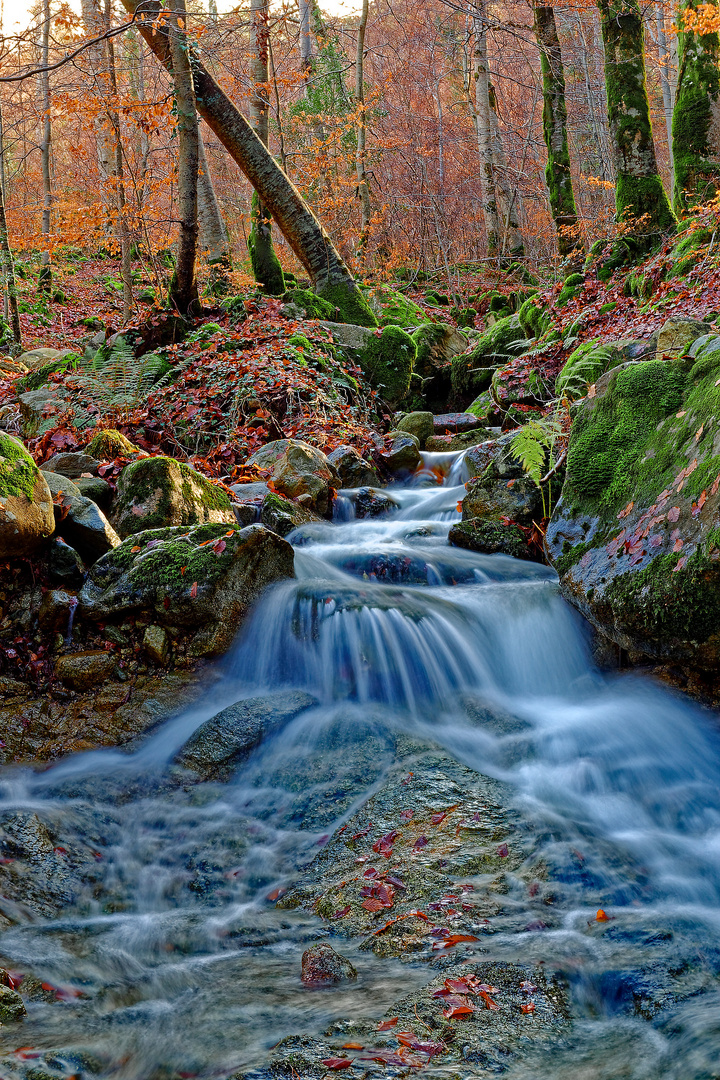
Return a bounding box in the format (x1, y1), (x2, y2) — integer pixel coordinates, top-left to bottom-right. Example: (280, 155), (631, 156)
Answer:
(2, 452), (720, 1078)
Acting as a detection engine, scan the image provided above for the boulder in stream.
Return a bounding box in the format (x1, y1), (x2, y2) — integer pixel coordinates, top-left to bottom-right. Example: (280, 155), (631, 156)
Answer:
(301, 943), (357, 984)
(247, 439), (338, 515)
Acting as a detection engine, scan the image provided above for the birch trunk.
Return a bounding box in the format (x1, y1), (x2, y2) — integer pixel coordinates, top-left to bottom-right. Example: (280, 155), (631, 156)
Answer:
(655, 3), (675, 184)
(597, 0), (675, 237)
(355, 0), (372, 258)
(533, 4), (580, 259)
(80, 0), (114, 203)
(38, 0), (52, 295)
(471, 10), (500, 256)
(248, 0), (285, 294)
(167, 0), (200, 315)
(119, 0), (375, 326)
(672, 0), (720, 211)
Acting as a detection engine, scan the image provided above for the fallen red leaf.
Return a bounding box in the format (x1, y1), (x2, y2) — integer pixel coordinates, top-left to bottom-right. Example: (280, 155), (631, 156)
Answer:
(321, 1058), (353, 1070)
(521, 1001), (536, 1014)
(190, 581), (198, 598)
(377, 1017), (398, 1030)
(596, 909), (610, 921)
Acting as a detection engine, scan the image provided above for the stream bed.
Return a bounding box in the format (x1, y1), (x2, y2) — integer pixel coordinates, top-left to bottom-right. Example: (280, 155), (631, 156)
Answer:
(1, 451), (720, 1078)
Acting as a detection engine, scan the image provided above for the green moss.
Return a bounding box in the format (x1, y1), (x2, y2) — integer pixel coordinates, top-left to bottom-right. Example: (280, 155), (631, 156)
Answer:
(411, 323), (456, 379)
(87, 428), (140, 459)
(283, 288), (336, 321)
(0, 432), (39, 501)
(554, 540), (591, 576)
(365, 284), (428, 327)
(451, 314), (526, 398)
(118, 456), (232, 533)
(563, 353), (720, 519)
(467, 390), (496, 421)
(556, 340), (623, 399)
(315, 279), (378, 328)
(673, 9), (720, 212)
(357, 326), (415, 404)
(105, 523), (243, 591)
(248, 191), (286, 296)
(517, 297), (551, 339)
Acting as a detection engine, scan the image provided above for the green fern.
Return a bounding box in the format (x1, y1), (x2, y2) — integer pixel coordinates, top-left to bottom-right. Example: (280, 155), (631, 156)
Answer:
(510, 416), (564, 518)
(556, 352), (605, 402)
(74, 339), (159, 416)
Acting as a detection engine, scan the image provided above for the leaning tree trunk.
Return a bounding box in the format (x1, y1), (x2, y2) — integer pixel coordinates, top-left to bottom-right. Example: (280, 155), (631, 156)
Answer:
(533, 3), (580, 260)
(672, 0), (720, 212)
(197, 129), (233, 294)
(119, 0), (375, 326)
(471, 10), (500, 257)
(167, 0), (200, 315)
(597, 0), (675, 238)
(248, 0), (285, 295)
(38, 0), (52, 295)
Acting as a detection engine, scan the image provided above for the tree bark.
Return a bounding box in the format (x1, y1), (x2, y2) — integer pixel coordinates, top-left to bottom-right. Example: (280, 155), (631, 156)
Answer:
(104, 0), (134, 323)
(38, 0), (52, 295)
(355, 0), (372, 259)
(167, 0), (200, 315)
(197, 127), (232, 294)
(488, 84), (525, 259)
(0, 98), (22, 351)
(533, 4), (580, 259)
(118, 0), (375, 325)
(655, 3), (675, 186)
(471, 10), (500, 257)
(248, 0), (285, 295)
(673, 0), (720, 211)
(597, 0), (675, 237)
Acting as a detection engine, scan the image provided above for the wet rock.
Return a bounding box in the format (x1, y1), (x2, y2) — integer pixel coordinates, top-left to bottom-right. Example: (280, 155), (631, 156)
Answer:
(232, 502), (258, 527)
(301, 943), (357, 984)
(55, 493), (120, 562)
(464, 431), (524, 481)
(0, 984), (26, 1023)
(247, 440), (338, 515)
(449, 519), (538, 560)
(451, 314), (527, 400)
(655, 317), (711, 359)
(174, 690), (317, 781)
(425, 429), (491, 452)
(381, 433), (420, 473)
(38, 589), (77, 632)
(0, 432), (55, 557)
(75, 475), (112, 509)
(41, 470), (82, 499)
(229, 480), (272, 502)
(47, 537), (85, 584)
(112, 456), (236, 538)
(260, 492), (320, 537)
(143, 624), (169, 665)
(79, 523), (294, 658)
(326, 444), (380, 487)
(433, 411), (484, 435)
(354, 488), (400, 519)
(0, 811), (55, 858)
(462, 474), (543, 528)
(55, 650), (116, 691)
(546, 351), (720, 665)
(43, 451), (101, 478)
(395, 410), (434, 448)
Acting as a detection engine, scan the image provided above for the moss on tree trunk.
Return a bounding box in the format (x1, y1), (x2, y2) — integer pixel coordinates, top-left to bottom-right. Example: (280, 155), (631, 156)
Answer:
(598, 0), (675, 240)
(534, 4), (580, 260)
(673, 0), (720, 212)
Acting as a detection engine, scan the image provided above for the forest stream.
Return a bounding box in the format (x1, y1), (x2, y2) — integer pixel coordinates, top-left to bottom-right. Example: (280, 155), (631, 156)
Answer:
(1, 449), (720, 1079)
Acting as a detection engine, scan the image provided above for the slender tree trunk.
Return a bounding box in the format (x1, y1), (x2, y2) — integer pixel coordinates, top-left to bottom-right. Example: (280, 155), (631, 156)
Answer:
(197, 128), (232, 294)
(299, 0), (313, 79)
(573, 10), (613, 184)
(167, 0), (200, 315)
(471, 10), (500, 256)
(488, 84), (525, 258)
(0, 98), (22, 351)
(119, 0), (375, 326)
(81, 0), (114, 212)
(673, 0), (720, 211)
(655, 3), (675, 186)
(104, 0), (133, 323)
(38, 0), (52, 295)
(597, 0), (675, 237)
(355, 0), (372, 259)
(534, 4), (580, 259)
(248, 0), (285, 294)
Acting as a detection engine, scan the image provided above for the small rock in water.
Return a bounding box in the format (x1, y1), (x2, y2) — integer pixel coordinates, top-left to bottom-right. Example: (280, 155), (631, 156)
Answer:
(433, 412), (484, 434)
(381, 434), (420, 473)
(354, 488), (399, 519)
(327, 444), (380, 487)
(301, 943), (357, 984)
(48, 537), (85, 585)
(0, 983), (26, 1023)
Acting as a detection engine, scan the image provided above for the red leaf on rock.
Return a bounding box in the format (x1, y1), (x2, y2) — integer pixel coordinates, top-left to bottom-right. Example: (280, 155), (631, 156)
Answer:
(377, 1017), (398, 1030)
(617, 501), (634, 519)
(431, 805), (458, 825)
(596, 909), (610, 921)
(321, 1058), (352, 1070)
(413, 836), (428, 851)
(332, 905), (351, 919)
(521, 1001), (536, 1014)
(400, 809), (414, 820)
(673, 556), (688, 572)
(496, 843), (509, 857)
(432, 933), (479, 949)
(667, 506), (681, 522)
(479, 990), (500, 1010)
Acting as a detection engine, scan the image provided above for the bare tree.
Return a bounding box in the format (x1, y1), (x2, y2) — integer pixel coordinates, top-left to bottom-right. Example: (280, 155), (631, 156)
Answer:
(167, 0), (199, 315)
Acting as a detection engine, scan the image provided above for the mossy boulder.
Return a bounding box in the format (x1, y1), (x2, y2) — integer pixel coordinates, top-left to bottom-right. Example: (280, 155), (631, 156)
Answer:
(87, 428), (141, 460)
(259, 492), (320, 537)
(451, 315), (526, 400)
(357, 326), (416, 405)
(365, 284), (428, 327)
(547, 350), (720, 665)
(410, 323), (467, 408)
(556, 340), (623, 400)
(282, 288), (337, 321)
(247, 439), (338, 515)
(655, 317), (711, 359)
(462, 473), (543, 528)
(0, 432), (55, 557)
(112, 456), (236, 538)
(517, 296), (551, 339)
(467, 389), (502, 425)
(79, 523), (294, 657)
(326, 445), (380, 488)
(396, 410), (434, 447)
(449, 519), (537, 561)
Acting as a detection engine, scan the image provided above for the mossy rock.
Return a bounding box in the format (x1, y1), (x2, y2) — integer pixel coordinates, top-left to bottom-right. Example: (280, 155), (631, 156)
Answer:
(0, 432), (55, 557)
(315, 279), (377, 328)
(396, 410), (434, 447)
(517, 296), (551, 339)
(17, 352), (83, 393)
(448, 518), (537, 560)
(357, 326), (416, 405)
(556, 272), (585, 308)
(665, 226), (714, 279)
(556, 340), (623, 400)
(283, 288), (337, 321)
(411, 323), (467, 380)
(451, 314), (526, 399)
(79, 523), (294, 657)
(87, 428), (141, 460)
(364, 284), (429, 327)
(467, 389), (501, 425)
(111, 456), (236, 538)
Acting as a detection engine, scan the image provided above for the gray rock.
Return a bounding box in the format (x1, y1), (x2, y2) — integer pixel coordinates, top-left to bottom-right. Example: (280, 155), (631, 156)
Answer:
(0, 984), (26, 1023)
(395, 411), (434, 448)
(0, 811), (55, 858)
(143, 624), (169, 665)
(174, 690), (317, 780)
(464, 431), (525, 480)
(111, 456), (236, 538)
(43, 451), (101, 478)
(246, 440), (338, 515)
(55, 650), (116, 691)
(433, 411), (484, 434)
(301, 943), (357, 984)
(655, 317), (711, 359)
(229, 481), (272, 502)
(56, 494), (120, 562)
(381, 433), (420, 473)
(41, 470), (82, 499)
(462, 474), (543, 528)
(318, 321), (374, 353)
(354, 488), (400, 519)
(75, 475), (112, 509)
(260, 492), (320, 537)
(232, 502), (258, 527)
(327, 445), (380, 487)
(17, 346), (73, 372)
(47, 537), (85, 584)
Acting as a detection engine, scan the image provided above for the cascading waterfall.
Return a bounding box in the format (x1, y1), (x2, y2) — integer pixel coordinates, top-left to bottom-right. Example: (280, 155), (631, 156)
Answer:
(1, 447), (720, 1078)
